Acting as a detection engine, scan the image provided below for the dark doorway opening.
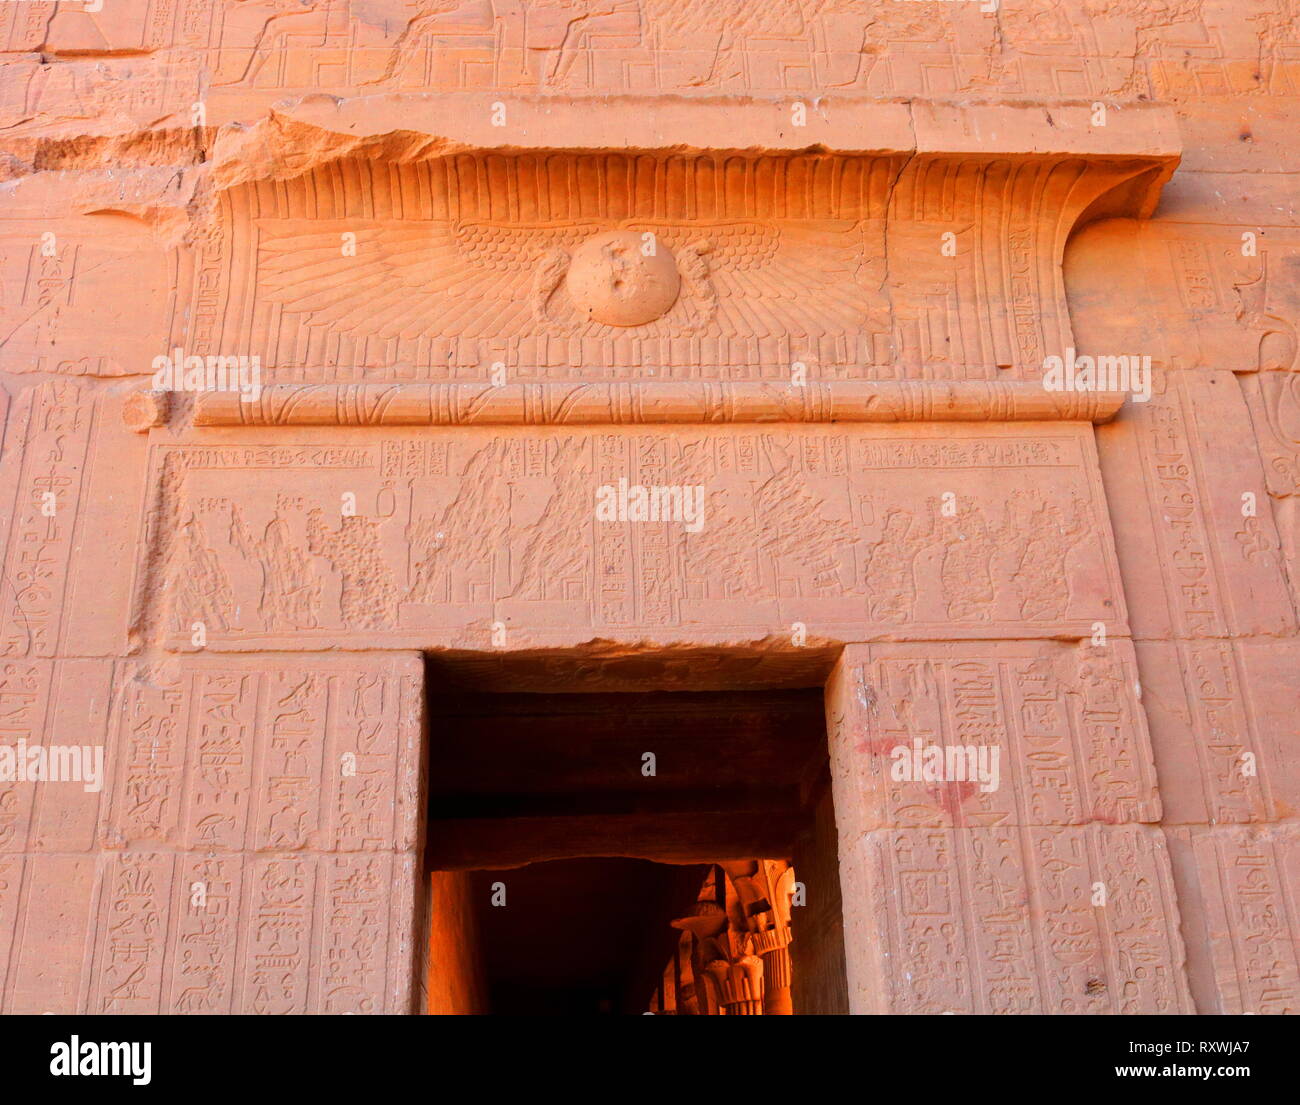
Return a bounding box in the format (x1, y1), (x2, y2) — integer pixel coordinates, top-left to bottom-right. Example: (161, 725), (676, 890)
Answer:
(421, 649), (849, 1015)
(466, 858), (709, 1015)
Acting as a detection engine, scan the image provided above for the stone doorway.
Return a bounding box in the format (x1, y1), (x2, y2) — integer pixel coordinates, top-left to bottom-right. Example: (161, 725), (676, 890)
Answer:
(421, 650), (848, 1014)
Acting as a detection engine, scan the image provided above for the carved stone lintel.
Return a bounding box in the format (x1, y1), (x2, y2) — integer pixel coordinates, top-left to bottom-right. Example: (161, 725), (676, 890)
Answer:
(194, 380), (1126, 427)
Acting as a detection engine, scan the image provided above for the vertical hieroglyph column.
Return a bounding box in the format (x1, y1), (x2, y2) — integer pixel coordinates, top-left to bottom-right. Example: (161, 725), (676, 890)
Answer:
(0, 653), (426, 1014)
(827, 641), (1193, 1014)
(101, 654), (426, 1015)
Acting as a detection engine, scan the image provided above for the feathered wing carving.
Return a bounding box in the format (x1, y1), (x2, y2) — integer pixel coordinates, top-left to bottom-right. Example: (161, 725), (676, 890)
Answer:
(257, 218), (878, 342)
(257, 220), (601, 341)
(531, 247), (573, 323)
(640, 220), (880, 339)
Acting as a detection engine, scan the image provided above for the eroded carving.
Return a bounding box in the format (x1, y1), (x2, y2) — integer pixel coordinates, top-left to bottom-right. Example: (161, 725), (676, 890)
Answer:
(133, 425), (1122, 650)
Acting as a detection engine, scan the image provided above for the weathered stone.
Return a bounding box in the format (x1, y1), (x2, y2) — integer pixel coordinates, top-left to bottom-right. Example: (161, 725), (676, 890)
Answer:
(1, 0), (1297, 1017)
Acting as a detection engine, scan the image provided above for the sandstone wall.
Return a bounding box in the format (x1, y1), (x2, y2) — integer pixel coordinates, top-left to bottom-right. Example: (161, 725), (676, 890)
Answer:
(0, 0), (1297, 1014)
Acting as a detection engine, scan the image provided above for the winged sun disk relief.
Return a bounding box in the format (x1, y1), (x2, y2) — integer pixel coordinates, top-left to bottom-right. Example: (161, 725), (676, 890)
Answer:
(256, 219), (875, 343)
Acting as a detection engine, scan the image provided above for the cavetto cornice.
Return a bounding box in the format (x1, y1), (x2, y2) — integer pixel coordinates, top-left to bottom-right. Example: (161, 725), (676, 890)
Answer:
(166, 97), (1181, 386)
(211, 96), (1180, 219)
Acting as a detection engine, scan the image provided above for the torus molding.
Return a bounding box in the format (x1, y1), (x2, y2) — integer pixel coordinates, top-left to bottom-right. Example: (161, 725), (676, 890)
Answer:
(190, 380), (1129, 427)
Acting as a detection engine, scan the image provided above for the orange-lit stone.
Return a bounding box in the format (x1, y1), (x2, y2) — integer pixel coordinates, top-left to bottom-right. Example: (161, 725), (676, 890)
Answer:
(0, 0), (1297, 1018)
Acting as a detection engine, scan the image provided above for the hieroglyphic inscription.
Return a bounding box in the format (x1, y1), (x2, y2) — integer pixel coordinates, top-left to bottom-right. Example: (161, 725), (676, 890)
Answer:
(179, 1), (1300, 100)
(103, 656), (421, 852)
(828, 645), (1190, 1014)
(849, 824), (1190, 1015)
(0, 382), (95, 657)
(58, 654), (426, 1015)
(0, 661), (51, 853)
(139, 425), (1124, 649)
(848, 641), (1159, 829)
(1178, 826), (1300, 1015)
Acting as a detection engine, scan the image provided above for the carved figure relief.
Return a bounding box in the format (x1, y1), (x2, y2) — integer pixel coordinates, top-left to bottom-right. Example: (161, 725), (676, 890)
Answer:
(134, 426), (1118, 650)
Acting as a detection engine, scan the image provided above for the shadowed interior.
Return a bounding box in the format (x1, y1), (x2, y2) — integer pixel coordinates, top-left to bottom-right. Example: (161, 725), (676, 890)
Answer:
(424, 665), (847, 1014)
(426, 686), (829, 867)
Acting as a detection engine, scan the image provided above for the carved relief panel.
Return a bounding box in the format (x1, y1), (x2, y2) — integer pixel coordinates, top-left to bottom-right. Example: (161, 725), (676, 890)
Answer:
(0, 653), (424, 1015)
(826, 644), (1191, 1015)
(180, 147), (1167, 385)
(130, 422), (1125, 652)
